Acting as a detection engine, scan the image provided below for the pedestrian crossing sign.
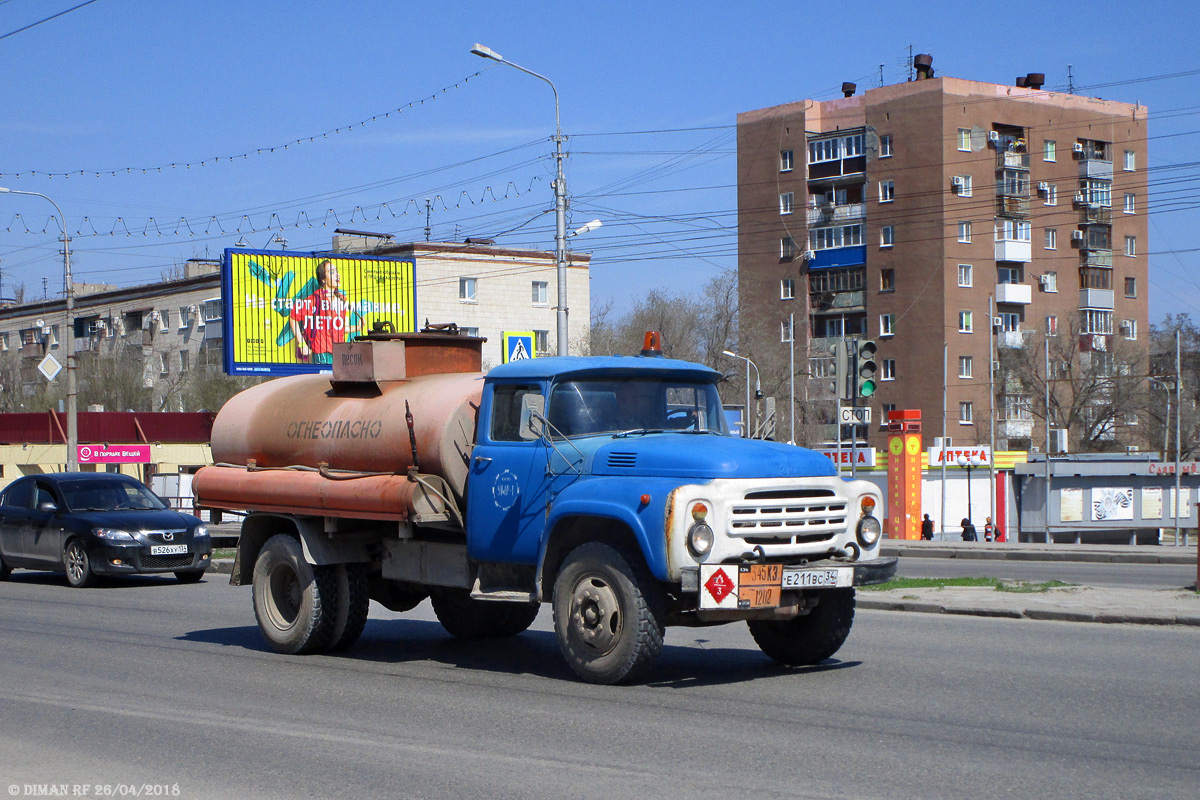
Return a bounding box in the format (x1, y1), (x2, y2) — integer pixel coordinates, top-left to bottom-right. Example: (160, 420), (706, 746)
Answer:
(502, 331), (536, 363)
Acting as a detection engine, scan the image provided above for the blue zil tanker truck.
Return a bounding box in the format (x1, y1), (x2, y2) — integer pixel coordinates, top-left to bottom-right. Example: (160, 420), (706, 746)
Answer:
(194, 332), (896, 684)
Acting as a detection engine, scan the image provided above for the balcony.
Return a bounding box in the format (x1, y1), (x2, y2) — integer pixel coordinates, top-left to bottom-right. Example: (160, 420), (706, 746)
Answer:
(811, 291), (865, 312)
(1083, 250), (1113, 268)
(996, 195), (1030, 217)
(995, 240), (1032, 263)
(1079, 159), (1113, 180)
(806, 202), (865, 226)
(998, 330), (1032, 349)
(996, 151), (1030, 170)
(1081, 205), (1112, 225)
(998, 419), (1034, 439)
(995, 283), (1032, 305)
(809, 246), (867, 270)
(1080, 288), (1115, 310)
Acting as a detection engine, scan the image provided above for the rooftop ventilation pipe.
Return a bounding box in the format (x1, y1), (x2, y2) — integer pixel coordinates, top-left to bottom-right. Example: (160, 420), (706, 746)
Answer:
(842, 82), (856, 97)
(1015, 76), (1027, 87)
(1025, 73), (1045, 90)
(914, 54), (934, 80)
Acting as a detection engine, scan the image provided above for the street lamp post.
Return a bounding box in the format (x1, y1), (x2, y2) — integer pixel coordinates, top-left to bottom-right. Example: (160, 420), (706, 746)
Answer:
(956, 454), (982, 524)
(0, 187), (76, 471)
(722, 350), (761, 438)
(471, 43), (571, 356)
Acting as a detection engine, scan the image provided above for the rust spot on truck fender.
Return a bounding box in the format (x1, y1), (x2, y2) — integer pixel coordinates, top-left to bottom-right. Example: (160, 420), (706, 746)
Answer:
(664, 486), (681, 578)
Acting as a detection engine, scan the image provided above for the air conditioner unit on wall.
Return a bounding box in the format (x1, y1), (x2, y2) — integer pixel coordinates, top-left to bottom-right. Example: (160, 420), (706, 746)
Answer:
(1071, 230), (1085, 241)
(1049, 428), (1068, 453)
(1037, 182), (1049, 193)
(988, 131), (1000, 143)
(1073, 142), (1085, 154)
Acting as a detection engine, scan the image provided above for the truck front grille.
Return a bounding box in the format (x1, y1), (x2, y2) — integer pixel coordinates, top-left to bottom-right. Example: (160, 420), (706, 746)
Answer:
(728, 488), (847, 544)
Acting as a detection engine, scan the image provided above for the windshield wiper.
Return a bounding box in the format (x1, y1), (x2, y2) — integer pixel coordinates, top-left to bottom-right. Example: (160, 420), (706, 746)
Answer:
(612, 428), (666, 438)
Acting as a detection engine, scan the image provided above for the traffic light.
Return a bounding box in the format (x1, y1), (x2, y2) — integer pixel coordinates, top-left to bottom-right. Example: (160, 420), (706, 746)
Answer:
(831, 339), (850, 398)
(857, 340), (877, 398)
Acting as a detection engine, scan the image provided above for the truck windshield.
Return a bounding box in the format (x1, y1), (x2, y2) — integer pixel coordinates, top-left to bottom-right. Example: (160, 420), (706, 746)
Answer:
(546, 378), (729, 438)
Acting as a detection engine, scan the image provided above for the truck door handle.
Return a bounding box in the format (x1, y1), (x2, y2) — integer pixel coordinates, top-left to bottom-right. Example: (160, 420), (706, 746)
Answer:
(473, 456), (492, 467)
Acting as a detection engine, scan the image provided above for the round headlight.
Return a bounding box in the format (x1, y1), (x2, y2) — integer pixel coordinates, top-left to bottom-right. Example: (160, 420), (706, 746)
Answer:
(687, 522), (714, 557)
(857, 516), (882, 548)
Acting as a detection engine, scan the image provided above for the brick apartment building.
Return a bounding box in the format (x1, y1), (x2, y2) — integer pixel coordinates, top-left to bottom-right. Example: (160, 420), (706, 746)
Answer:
(736, 56), (1149, 453)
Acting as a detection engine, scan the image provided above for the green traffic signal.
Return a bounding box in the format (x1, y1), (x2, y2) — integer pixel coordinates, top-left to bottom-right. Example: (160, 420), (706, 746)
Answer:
(857, 340), (877, 398)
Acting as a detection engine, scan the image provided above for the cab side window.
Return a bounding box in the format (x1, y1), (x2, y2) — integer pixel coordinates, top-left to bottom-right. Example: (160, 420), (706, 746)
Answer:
(491, 385), (542, 442)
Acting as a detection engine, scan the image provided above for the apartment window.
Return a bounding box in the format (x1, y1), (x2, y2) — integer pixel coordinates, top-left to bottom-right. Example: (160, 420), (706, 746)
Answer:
(808, 138), (839, 163)
(880, 313), (895, 337)
(781, 278), (795, 300)
(780, 192), (794, 215)
(178, 307), (190, 329)
(958, 356), (973, 378)
(880, 403), (897, 426)
(1082, 310), (1114, 335)
(880, 225), (894, 248)
(1046, 315), (1058, 336)
(958, 221), (972, 243)
(999, 312), (1020, 332)
(957, 128), (972, 152)
(1044, 184), (1057, 206)
(1124, 150), (1136, 171)
(1124, 193), (1136, 214)
(1044, 139), (1056, 162)
(1125, 276), (1137, 298)
(953, 175), (972, 197)
(534, 330), (549, 355)
(200, 298), (222, 324)
(158, 309), (170, 329)
(880, 268), (895, 292)
(958, 264), (973, 287)
(1124, 236), (1137, 257)
(461, 327), (480, 338)
(1082, 180), (1112, 207)
(780, 319), (793, 343)
(1041, 271), (1058, 292)
(878, 180), (895, 203)
(780, 150), (794, 172)
(882, 359), (896, 381)
(880, 135), (893, 158)
(996, 219), (1032, 242)
(1044, 228), (1058, 250)
(998, 266), (1021, 285)
(1122, 319), (1138, 340)
(157, 352), (168, 375)
(959, 311), (973, 333)
(179, 349), (189, 371)
(959, 402), (974, 424)
(459, 277), (477, 302)
(781, 236), (796, 260)
(809, 224), (863, 250)
(532, 281), (548, 305)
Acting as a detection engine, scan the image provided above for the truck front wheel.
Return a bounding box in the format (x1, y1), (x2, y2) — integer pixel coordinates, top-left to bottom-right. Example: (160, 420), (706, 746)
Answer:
(430, 589), (540, 639)
(552, 542), (665, 685)
(252, 534), (338, 654)
(747, 588), (855, 666)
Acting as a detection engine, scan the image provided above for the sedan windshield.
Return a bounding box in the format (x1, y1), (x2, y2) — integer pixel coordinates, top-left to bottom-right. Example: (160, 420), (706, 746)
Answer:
(62, 480), (168, 512)
(547, 377), (729, 438)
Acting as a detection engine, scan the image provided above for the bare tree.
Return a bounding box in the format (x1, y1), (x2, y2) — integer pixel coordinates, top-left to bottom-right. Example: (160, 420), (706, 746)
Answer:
(1149, 314), (1200, 459)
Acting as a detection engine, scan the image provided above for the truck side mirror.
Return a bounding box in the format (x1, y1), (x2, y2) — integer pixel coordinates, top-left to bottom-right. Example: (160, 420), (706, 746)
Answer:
(520, 394), (546, 440)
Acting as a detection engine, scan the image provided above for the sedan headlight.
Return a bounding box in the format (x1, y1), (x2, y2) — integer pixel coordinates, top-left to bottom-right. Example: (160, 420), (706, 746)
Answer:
(193, 525), (209, 539)
(94, 528), (136, 542)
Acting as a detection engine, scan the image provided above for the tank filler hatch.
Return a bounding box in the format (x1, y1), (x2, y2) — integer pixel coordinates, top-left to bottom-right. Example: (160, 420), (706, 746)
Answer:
(331, 330), (485, 383)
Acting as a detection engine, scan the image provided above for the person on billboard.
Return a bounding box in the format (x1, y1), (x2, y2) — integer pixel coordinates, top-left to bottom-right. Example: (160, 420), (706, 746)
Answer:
(289, 259), (355, 365)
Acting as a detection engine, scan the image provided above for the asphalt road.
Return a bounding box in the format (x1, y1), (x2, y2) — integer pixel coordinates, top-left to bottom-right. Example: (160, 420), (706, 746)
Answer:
(896, 554), (1198, 590)
(1, 572), (1198, 800)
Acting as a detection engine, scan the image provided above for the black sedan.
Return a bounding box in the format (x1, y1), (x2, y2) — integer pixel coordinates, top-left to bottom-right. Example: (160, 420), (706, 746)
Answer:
(0, 472), (211, 587)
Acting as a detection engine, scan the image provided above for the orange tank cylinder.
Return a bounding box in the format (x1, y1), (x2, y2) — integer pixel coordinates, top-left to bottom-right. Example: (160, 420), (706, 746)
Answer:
(209, 371), (482, 502)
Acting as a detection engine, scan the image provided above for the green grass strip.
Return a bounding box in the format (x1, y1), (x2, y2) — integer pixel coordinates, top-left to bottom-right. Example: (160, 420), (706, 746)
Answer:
(862, 577), (1075, 593)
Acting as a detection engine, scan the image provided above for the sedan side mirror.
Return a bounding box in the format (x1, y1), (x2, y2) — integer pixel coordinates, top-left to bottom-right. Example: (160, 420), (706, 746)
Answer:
(38, 501), (58, 513)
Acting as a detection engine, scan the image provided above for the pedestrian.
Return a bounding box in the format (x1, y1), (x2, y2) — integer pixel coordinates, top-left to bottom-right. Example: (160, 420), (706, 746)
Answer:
(960, 517), (977, 542)
(984, 516), (995, 542)
(921, 514), (934, 540)
(994, 521), (1006, 543)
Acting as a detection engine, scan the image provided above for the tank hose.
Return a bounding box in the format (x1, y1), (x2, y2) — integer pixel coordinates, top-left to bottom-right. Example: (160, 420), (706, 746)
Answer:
(405, 399), (421, 478)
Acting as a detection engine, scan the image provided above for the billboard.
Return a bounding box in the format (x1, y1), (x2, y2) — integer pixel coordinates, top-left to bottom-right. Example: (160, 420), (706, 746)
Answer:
(222, 250), (416, 376)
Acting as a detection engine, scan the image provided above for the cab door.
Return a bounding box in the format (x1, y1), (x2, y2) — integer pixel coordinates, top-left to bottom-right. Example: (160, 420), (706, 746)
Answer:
(465, 383), (552, 565)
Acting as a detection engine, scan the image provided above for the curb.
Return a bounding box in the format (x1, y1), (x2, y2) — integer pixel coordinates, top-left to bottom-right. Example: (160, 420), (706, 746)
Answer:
(857, 597), (1200, 627)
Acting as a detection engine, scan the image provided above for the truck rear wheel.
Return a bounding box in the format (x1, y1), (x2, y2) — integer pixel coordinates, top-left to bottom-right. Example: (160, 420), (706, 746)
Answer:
(252, 534), (338, 655)
(552, 542), (664, 685)
(430, 589), (540, 639)
(747, 588), (855, 666)
(328, 564), (370, 651)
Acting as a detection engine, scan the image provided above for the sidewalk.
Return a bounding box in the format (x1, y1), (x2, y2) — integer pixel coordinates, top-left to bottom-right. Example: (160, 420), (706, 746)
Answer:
(864, 537), (1200, 626)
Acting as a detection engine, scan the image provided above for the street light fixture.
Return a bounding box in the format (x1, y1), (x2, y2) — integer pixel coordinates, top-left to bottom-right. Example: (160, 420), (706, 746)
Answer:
(956, 454), (983, 523)
(722, 350), (761, 438)
(0, 187), (77, 471)
(472, 43), (574, 357)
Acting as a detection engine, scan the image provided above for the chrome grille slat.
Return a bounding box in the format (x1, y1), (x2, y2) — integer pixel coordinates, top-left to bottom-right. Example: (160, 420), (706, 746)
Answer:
(727, 488), (846, 540)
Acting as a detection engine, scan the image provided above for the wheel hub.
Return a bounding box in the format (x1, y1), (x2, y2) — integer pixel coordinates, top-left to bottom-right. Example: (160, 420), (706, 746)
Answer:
(570, 576), (621, 655)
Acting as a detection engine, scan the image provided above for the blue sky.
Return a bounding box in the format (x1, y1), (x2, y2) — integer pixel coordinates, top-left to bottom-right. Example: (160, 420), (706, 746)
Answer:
(1, 0), (1198, 324)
